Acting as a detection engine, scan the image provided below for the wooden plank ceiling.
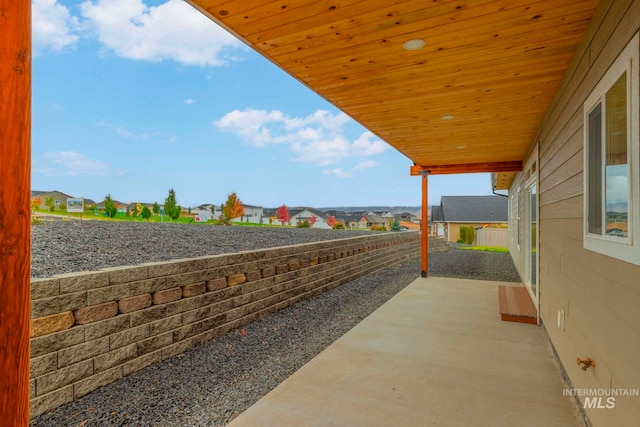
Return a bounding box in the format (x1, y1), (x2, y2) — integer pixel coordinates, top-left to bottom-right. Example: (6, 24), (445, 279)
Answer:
(188, 0), (598, 188)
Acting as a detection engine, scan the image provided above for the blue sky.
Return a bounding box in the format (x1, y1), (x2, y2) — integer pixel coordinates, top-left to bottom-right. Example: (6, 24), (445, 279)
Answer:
(32, 0), (495, 209)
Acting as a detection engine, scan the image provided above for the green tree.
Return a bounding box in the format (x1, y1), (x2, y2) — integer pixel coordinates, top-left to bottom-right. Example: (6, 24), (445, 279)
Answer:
(141, 206), (152, 220)
(164, 188), (181, 220)
(44, 196), (55, 212)
(104, 194), (117, 218)
(390, 219), (402, 231)
(152, 202), (160, 214)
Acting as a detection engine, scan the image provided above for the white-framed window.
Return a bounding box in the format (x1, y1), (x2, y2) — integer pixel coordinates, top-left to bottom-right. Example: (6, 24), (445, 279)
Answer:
(583, 32), (639, 265)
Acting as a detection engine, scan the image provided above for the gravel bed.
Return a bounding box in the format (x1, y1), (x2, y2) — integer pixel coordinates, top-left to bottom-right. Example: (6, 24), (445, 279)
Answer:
(428, 246), (521, 282)
(30, 259), (422, 427)
(31, 221), (378, 278)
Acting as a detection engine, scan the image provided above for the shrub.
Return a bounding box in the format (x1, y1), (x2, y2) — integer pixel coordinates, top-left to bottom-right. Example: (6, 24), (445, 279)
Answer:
(141, 206), (152, 220)
(371, 225), (387, 231)
(333, 222), (345, 229)
(31, 216), (43, 225)
(45, 196), (55, 212)
(459, 226), (475, 244)
(296, 219), (311, 228)
(456, 239), (464, 244)
(390, 219), (402, 231)
(459, 226), (467, 243)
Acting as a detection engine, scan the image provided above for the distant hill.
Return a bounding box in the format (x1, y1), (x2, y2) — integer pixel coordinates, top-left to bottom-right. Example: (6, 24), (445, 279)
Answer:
(319, 206), (424, 216)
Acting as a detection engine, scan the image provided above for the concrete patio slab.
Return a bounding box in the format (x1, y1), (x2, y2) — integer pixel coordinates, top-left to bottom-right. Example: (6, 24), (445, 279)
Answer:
(227, 277), (578, 427)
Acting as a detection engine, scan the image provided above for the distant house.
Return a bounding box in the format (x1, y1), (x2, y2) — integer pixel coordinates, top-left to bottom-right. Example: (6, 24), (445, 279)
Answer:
(398, 212), (417, 222)
(430, 205), (445, 238)
(341, 213), (362, 229)
(436, 196), (508, 242)
(363, 214), (388, 229)
(192, 208), (214, 222)
(95, 199), (125, 208)
(370, 211), (393, 219)
(235, 204), (264, 222)
(31, 190), (75, 211)
(127, 202), (155, 214)
(324, 209), (347, 218)
(289, 208), (330, 228)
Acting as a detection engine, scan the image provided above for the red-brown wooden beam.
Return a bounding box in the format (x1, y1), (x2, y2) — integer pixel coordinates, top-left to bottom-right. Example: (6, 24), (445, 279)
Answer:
(420, 171), (429, 277)
(0, 1), (32, 424)
(410, 161), (522, 176)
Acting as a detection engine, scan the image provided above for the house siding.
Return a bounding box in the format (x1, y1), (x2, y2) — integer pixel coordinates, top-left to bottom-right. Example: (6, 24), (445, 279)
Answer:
(511, 2), (640, 425)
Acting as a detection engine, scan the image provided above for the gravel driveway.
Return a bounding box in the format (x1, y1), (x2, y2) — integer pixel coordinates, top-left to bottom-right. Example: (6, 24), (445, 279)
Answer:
(30, 221), (520, 426)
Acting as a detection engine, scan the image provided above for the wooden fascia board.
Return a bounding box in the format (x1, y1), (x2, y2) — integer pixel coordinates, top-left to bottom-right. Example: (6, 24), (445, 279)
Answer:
(410, 161), (523, 176)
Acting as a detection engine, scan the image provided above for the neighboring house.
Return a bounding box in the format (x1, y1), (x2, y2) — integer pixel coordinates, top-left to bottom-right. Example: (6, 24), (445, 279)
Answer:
(398, 212), (417, 222)
(262, 208), (277, 222)
(341, 213), (362, 229)
(430, 205), (445, 238)
(127, 202), (155, 214)
(437, 196), (508, 242)
(370, 211), (393, 219)
(31, 190), (75, 211)
(324, 209), (347, 218)
(363, 214), (388, 229)
(192, 208), (216, 222)
(235, 204), (263, 223)
(289, 208), (330, 228)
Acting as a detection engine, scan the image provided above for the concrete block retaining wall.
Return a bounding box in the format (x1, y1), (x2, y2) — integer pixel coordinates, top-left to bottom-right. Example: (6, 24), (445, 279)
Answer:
(29, 231), (420, 418)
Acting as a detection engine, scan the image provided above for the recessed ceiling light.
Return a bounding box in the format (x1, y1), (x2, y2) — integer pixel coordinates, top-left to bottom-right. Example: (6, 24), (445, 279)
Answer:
(441, 115), (455, 120)
(403, 39), (425, 50)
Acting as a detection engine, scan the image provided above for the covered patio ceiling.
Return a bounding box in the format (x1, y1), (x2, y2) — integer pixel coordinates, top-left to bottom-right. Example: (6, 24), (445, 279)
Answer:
(187, 0), (598, 189)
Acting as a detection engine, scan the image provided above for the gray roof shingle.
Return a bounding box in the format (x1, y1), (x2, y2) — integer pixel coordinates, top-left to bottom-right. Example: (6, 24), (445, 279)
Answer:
(441, 196), (508, 223)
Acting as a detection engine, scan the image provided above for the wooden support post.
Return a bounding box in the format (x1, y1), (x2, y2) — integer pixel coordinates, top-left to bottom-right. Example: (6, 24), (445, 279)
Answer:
(0, 1), (32, 425)
(420, 171), (429, 277)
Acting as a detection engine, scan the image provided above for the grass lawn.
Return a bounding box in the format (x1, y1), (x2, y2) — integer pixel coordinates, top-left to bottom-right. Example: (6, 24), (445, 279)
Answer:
(458, 245), (509, 253)
(34, 209), (195, 224)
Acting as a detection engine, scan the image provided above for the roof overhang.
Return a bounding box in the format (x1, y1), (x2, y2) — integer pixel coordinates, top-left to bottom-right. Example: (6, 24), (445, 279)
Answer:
(188, 1), (598, 188)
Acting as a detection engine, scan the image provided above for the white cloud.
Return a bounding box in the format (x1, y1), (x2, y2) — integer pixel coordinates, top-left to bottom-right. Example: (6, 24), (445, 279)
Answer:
(115, 126), (159, 140)
(184, 98), (196, 105)
(97, 121), (159, 140)
(32, 0), (80, 55)
(322, 168), (352, 178)
(43, 151), (109, 176)
(322, 161), (377, 178)
(214, 108), (389, 167)
(80, 0), (241, 66)
(354, 160), (377, 170)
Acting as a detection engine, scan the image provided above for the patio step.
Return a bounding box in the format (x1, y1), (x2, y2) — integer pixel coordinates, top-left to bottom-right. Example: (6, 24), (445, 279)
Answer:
(498, 286), (537, 324)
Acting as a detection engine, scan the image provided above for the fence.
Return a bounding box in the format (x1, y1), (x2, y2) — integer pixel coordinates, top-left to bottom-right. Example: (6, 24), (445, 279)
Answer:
(474, 227), (508, 247)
